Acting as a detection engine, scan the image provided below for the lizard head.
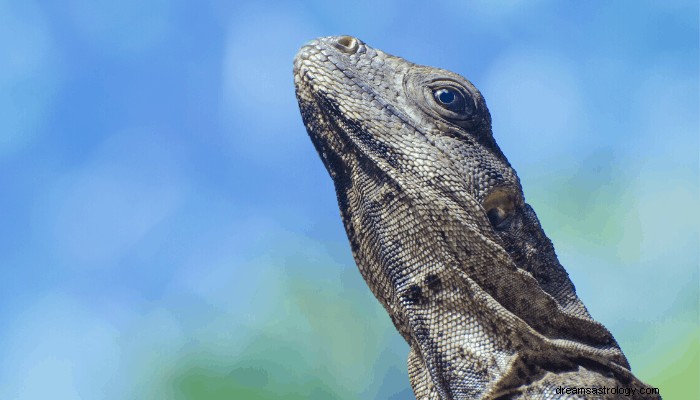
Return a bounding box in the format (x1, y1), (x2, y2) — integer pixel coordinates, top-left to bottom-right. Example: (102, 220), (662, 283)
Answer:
(294, 35), (526, 254)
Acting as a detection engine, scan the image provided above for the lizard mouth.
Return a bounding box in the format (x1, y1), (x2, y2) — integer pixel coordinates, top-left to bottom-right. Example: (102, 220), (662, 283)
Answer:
(297, 89), (401, 199)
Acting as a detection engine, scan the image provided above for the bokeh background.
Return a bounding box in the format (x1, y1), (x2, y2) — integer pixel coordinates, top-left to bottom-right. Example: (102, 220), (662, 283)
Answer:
(0, 1), (697, 399)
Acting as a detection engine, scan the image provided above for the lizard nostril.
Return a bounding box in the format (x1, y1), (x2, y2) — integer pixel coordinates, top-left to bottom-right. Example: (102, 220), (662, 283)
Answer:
(334, 36), (359, 54)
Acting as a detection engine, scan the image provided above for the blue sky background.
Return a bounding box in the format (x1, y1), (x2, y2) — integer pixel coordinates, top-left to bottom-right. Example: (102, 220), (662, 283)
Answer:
(0, 1), (697, 399)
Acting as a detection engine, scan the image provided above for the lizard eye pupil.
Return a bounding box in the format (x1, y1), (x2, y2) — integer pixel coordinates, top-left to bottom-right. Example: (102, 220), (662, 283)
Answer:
(435, 88), (456, 104)
(432, 87), (467, 114)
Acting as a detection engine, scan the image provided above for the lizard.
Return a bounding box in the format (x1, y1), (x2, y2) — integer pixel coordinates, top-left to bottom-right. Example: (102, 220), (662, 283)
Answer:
(293, 35), (660, 399)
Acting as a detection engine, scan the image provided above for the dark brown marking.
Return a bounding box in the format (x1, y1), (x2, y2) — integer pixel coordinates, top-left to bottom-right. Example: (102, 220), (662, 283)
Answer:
(404, 284), (425, 305)
(424, 274), (443, 293)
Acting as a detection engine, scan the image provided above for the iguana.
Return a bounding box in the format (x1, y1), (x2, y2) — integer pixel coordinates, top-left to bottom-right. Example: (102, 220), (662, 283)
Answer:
(293, 35), (660, 399)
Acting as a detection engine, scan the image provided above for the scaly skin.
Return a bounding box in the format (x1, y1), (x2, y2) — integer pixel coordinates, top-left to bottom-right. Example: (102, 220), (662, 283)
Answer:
(293, 35), (660, 399)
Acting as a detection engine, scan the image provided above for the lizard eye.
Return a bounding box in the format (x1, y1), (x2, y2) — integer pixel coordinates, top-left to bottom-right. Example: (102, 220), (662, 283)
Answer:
(413, 78), (481, 125)
(433, 87), (466, 113)
(483, 189), (516, 230)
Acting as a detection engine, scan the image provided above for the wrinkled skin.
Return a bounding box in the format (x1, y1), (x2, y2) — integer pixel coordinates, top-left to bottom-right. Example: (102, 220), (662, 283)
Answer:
(294, 36), (660, 399)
